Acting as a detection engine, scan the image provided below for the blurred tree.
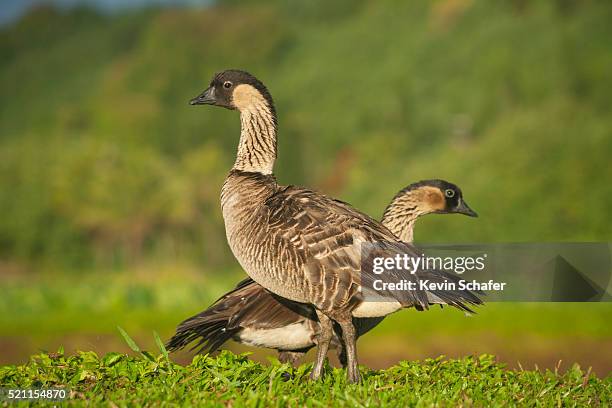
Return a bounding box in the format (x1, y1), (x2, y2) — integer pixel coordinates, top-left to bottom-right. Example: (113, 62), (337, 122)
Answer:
(0, 0), (610, 272)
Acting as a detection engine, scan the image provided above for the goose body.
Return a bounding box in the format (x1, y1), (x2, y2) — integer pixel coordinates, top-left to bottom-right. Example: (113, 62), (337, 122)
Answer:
(189, 70), (482, 382)
(168, 180), (479, 365)
(222, 171), (395, 311)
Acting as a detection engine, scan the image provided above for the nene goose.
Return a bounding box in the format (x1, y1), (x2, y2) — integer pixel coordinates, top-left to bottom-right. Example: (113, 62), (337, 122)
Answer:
(189, 70), (482, 382)
(167, 180), (478, 366)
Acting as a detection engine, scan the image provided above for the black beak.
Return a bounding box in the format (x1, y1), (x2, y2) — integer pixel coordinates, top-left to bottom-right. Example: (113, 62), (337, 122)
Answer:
(189, 86), (215, 105)
(455, 198), (478, 217)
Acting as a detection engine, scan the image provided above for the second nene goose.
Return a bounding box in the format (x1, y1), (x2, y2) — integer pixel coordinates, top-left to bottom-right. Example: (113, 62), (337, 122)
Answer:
(190, 70), (482, 382)
(167, 180), (478, 366)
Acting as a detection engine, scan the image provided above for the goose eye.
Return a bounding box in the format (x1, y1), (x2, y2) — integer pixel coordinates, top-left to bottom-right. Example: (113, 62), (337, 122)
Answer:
(223, 81), (233, 89)
(444, 189), (455, 198)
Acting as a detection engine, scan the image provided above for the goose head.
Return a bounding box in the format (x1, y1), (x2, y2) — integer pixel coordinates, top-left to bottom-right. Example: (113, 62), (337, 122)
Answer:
(410, 179), (477, 217)
(385, 179), (478, 220)
(382, 179), (477, 242)
(190, 69), (275, 113)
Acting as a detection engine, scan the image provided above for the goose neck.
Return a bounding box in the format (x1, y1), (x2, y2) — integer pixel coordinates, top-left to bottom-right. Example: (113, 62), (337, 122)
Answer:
(233, 103), (277, 175)
(382, 199), (432, 243)
(382, 215), (418, 243)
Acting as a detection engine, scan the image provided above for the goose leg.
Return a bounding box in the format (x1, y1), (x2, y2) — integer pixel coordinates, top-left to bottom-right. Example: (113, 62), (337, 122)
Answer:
(337, 344), (348, 368)
(310, 311), (332, 380)
(338, 318), (361, 383)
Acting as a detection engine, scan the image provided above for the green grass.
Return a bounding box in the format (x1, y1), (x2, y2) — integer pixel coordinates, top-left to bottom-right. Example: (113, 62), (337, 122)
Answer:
(1, 350), (609, 407)
(1, 272), (610, 405)
(1, 270), (610, 378)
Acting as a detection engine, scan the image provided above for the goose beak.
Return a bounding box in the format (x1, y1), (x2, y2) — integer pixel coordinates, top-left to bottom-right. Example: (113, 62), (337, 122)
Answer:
(455, 199), (478, 217)
(190, 87), (216, 105)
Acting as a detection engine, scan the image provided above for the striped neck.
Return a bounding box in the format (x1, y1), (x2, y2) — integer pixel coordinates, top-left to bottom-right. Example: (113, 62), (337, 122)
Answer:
(233, 102), (277, 175)
(381, 191), (435, 243)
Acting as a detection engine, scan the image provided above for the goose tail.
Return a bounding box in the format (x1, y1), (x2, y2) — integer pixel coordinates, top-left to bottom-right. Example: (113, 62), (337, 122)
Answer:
(166, 278), (254, 354)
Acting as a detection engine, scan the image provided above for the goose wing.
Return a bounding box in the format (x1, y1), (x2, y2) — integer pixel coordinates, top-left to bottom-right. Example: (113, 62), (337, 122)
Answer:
(166, 278), (315, 354)
(266, 186), (483, 312)
(265, 186), (442, 311)
(226, 279), (316, 330)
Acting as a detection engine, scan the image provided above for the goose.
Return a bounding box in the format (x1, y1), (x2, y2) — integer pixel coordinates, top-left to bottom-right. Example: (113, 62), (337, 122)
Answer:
(189, 70), (482, 382)
(167, 180), (478, 367)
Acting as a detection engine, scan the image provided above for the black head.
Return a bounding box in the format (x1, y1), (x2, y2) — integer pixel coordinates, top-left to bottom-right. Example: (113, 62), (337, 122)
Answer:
(402, 179), (478, 217)
(189, 69), (275, 113)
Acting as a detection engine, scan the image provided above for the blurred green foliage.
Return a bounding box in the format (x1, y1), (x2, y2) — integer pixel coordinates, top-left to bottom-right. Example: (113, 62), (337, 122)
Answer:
(1, 269), (609, 338)
(0, 0), (611, 271)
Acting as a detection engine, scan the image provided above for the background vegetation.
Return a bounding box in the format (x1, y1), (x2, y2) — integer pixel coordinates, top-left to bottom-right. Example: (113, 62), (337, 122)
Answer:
(0, 0), (610, 392)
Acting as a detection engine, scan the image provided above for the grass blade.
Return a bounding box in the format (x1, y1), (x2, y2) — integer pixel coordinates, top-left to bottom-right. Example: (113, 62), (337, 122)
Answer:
(117, 326), (141, 353)
(154, 331), (170, 363)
